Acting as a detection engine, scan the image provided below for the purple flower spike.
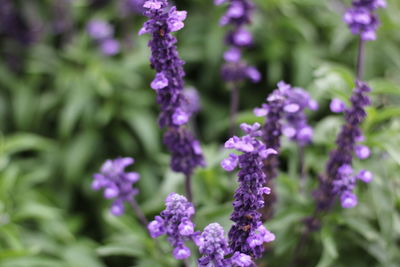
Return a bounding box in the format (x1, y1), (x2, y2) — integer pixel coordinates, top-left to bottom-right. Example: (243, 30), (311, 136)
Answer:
(216, 0), (259, 83)
(139, 0), (205, 176)
(315, 81), (373, 210)
(92, 157), (140, 216)
(148, 193), (199, 260)
(330, 98), (346, 113)
(139, 0), (189, 128)
(344, 0), (386, 41)
(198, 223), (254, 267)
(222, 123), (275, 258)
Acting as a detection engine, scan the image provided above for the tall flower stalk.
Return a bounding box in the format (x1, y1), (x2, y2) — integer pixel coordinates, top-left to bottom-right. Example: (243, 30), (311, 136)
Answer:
(293, 0), (386, 262)
(215, 0), (261, 135)
(139, 0), (205, 201)
(314, 0), (386, 214)
(254, 81), (317, 219)
(221, 123), (276, 258)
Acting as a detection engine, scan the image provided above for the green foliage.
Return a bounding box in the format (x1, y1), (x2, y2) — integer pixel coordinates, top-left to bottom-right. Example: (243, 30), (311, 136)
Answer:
(1, 0), (400, 266)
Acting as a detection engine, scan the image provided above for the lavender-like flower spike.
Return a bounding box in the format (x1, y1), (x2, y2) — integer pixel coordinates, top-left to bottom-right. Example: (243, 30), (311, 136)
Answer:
(92, 157), (140, 216)
(217, 0), (260, 83)
(344, 0), (386, 41)
(222, 123), (276, 258)
(216, 0), (260, 134)
(139, 0), (189, 128)
(148, 193), (199, 260)
(198, 223), (254, 267)
(139, 0), (205, 181)
(315, 81), (372, 210)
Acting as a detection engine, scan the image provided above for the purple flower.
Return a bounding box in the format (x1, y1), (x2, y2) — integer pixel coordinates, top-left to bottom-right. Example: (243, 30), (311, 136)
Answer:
(92, 157), (140, 216)
(222, 123), (276, 258)
(87, 19), (114, 40)
(148, 193), (198, 260)
(99, 39), (120, 56)
(315, 81), (373, 210)
(344, 0), (386, 41)
(198, 223), (254, 267)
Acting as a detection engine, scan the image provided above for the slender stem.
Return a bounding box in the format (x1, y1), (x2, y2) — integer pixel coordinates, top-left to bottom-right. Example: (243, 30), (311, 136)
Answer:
(129, 198), (149, 227)
(185, 174), (193, 203)
(356, 36), (365, 81)
(183, 258), (190, 267)
(229, 85), (239, 136)
(299, 145), (306, 191)
(291, 227), (311, 265)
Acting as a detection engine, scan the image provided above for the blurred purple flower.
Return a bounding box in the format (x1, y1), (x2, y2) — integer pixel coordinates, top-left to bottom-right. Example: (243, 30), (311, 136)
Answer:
(87, 19), (114, 40)
(344, 0), (386, 41)
(99, 39), (120, 56)
(92, 157), (140, 216)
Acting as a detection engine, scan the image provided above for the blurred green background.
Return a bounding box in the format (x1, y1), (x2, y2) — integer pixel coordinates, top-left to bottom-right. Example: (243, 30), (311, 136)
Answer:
(0, 0), (399, 266)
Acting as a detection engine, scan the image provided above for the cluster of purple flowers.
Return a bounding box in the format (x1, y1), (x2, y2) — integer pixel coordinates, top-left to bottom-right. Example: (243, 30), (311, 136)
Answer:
(139, 0), (205, 176)
(215, 0), (260, 83)
(198, 223), (253, 267)
(254, 81), (317, 177)
(92, 157), (140, 216)
(222, 123), (276, 258)
(316, 81), (372, 209)
(255, 81), (317, 147)
(87, 19), (120, 56)
(344, 0), (386, 41)
(148, 193), (198, 259)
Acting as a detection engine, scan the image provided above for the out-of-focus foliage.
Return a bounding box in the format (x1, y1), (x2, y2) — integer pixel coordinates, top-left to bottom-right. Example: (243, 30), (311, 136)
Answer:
(0, 0), (399, 266)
